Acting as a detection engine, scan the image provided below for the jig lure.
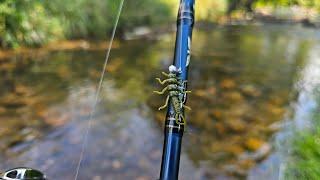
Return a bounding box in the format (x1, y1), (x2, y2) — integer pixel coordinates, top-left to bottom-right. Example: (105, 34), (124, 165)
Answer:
(154, 65), (191, 125)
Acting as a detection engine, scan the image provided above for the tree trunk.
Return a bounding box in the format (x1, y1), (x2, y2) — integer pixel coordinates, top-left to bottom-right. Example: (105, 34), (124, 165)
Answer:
(227, 0), (242, 15)
(227, 0), (257, 15)
(244, 0), (257, 12)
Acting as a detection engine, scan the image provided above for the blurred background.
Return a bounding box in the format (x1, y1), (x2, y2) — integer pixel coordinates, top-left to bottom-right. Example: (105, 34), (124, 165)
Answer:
(1, 0), (320, 179)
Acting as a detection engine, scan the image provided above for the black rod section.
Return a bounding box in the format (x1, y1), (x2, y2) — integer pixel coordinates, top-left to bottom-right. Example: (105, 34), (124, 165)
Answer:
(159, 0), (195, 179)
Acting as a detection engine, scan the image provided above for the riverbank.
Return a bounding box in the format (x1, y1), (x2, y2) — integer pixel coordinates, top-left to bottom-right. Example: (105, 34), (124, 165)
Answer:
(0, 40), (120, 60)
(1, 13), (319, 61)
(221, 5), (320, 28)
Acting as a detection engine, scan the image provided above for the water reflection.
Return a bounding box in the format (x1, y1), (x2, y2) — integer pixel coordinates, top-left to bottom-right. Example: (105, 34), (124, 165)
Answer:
(0, 25), (319, 179)
(249, 38), (320, 180)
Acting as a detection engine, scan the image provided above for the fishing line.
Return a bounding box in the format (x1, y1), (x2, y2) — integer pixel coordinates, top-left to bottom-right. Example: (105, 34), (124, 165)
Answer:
(178, 0), (185, 129)
(74, 0), (125, 179)
(179, 0), (184, 69)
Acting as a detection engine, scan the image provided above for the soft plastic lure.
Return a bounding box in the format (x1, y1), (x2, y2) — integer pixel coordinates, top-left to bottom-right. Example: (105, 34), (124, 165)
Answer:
(154, 65), (191, 125)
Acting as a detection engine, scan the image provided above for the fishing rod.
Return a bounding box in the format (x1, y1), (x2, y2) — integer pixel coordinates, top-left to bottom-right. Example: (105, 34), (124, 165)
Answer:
(154, 0), (195, 179)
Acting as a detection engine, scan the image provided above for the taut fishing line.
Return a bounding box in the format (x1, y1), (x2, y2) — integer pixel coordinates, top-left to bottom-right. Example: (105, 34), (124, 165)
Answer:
(74, 0), (125, 179)
(179, 0), (184, 69)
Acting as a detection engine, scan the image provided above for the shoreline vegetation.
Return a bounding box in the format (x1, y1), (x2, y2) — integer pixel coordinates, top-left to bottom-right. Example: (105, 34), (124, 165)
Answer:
(284, 93), (320, 179)
(0, 40), (120, 60)
(1, 0), (320, 50)
(0, 14), (319, 59)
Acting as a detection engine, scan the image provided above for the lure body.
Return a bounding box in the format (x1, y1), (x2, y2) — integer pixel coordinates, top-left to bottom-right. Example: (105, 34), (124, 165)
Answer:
(154, 65), (191, 125)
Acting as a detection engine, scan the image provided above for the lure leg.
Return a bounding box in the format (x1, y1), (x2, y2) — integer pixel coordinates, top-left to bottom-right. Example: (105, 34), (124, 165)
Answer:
(162, 72), (170, 77)
(155, 78), (172, 85)
(156, 78), (166, 85)
(181, 115), (186, 125)
(183, 105), (192, 111)
(162, 79), (178, 85)
(159, 95), (170, 110)
(153, 86), (168, 95)
(175, 114), (186, 125)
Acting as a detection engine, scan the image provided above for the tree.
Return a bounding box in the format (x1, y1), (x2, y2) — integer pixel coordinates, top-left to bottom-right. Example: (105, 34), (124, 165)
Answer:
(227, 0), (258, 15)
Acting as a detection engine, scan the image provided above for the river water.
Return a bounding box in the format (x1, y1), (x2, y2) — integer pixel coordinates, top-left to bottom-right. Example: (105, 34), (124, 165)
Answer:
(0, 24), (319, 179)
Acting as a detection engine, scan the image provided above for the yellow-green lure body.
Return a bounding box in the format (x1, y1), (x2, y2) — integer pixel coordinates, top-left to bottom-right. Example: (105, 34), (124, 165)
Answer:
(154, 65), (191, 125)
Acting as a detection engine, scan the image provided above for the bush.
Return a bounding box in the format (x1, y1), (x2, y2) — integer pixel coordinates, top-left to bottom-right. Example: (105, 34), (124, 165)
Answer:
(285, 128), (320, 179)
(0, 0), (63, 48)
(3, 0), (319, 48)
(284, 95), (320, 179)
(45, 0), (173, 38)
(0, 0), (174, 48)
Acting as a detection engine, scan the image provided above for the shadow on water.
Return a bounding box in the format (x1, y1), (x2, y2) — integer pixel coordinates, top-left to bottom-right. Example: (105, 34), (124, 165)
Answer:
(0, 24), (319, 179)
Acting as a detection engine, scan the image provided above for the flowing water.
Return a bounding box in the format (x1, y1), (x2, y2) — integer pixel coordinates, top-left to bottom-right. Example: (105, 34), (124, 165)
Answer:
(0, 24), (319, 179)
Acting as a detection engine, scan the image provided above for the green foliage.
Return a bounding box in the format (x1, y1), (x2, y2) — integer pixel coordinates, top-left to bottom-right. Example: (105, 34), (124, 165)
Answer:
(256, 0), (320, 10)
(43, 0), (173, 38)
(197, 0), (227, 20)
(285, 129), (320, 179)
(285, 95), (320, 180)
(0, 0), (63, 48)
(121, 0), (172, 28)
(2, 0), (320, 48)
(43, 0), (90, 38)
(228, 0), (320, 14)
(0, 0), (173, 47)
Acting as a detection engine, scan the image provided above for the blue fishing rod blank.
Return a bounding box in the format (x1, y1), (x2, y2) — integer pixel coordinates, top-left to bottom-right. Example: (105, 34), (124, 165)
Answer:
(159, 0), (195, 179)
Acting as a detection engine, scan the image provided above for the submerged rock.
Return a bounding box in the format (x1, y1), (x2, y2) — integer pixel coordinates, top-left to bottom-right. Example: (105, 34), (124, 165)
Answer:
(194, 89), (208, 98)
(0, 107), (6, 114)
(252, 143), (272, 161)
(238, 159), (255, 169)
(225, 145), (245, 156)
(124, 27), (152, 40)
(225, 118), (246, 133)
(264, 102), (285, 117)
(210, 109), (224, 120)
(14, 85), (33, 96)
(213, 122), (226, 136)
(40, 110), (71, 127)
(223, 164), (247, 177)
(220, 79), (236, 89)
(207, 86), (217, 96)
(240, 85), (261, 97)
(0, 94), (27, 108)
(240, 143), (272, 162)
(112, 160), (122, 169)
(223, 91), (244, 103)
(192, 111), (212, 128)
(268, 121), (284, 132)
(245, 138), (265, 151)
(154, 112), (166, 123)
